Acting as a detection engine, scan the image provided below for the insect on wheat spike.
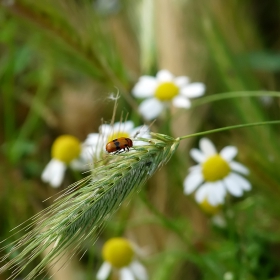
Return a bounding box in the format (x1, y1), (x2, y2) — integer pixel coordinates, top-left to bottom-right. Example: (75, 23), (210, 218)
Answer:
(106, 137), (133, 154)
(0, 133), (179, 280)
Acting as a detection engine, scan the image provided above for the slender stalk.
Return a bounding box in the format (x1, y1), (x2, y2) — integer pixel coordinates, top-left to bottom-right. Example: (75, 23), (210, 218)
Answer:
(177, 120), (280, 141)
(191, 91), (280, 107)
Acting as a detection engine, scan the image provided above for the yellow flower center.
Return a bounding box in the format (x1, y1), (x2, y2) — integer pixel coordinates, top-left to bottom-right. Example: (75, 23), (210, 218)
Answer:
(51, 135), (81, 164)
(154, 82), (179, 101)
(107, 132), (130, 142)
(199, 199), (221, 215)
(102, 238), (134, 268)
(202, 155), (230, 181)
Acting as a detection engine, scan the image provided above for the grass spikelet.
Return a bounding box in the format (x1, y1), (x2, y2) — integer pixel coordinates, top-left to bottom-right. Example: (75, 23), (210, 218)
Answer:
(0, 132), (179, 280)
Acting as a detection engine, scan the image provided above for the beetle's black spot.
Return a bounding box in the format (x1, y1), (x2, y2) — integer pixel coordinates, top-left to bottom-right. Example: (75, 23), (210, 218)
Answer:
(114, 141), (121, 150)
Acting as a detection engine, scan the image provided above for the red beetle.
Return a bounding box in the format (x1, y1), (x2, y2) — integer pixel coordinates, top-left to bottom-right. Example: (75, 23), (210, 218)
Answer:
(106, 137), (133, 154)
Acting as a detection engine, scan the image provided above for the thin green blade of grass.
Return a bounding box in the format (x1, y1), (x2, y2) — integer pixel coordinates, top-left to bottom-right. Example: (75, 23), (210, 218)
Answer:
(0, 133), (179, 280)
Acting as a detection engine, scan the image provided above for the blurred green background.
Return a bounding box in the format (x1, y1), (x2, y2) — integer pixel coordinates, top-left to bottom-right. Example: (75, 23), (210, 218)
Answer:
(1, 0), (280, 279)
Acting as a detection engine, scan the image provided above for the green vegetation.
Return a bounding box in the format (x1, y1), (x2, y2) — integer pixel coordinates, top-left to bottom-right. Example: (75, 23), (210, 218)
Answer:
(1, 1), (280, 279)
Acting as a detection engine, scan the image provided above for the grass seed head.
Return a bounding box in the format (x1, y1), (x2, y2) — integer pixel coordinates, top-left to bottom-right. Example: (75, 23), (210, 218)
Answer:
(0, 133), (179, 280)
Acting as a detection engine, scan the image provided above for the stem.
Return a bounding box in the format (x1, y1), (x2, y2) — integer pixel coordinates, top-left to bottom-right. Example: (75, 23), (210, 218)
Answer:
(191, 91), (280, 107)
(177, 120), (280, 141)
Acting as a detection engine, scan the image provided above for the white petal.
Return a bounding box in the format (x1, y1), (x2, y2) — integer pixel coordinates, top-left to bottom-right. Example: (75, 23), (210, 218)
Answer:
(84, 133), (107, 150)
(138, 98), (164, 120)
(172, 95), (191, 108)
(199, 138), (217, 156)
(133, 139), (150, 146)
(156, 69), (174, 82)
(132, 141), (146, 146)
(174, 76), (190, 87)
(211, 181), (226, 205)
(195, 184), (210, 203)
(49, 164), (67, 187)
(96, 262), (112, 280)
(220, 146), (238, 161)
(229, 161), (249, 175)
(82, 134), (106, 162)
(130, 125), (150, 138)
(188, 164), (201, 172)
(69, 159), (87, 171)
(230, 172), (252, 191)
(196, 182), (226, 206)
(132, 76), (157, 98)
(123, 121), (135, 133)
(130, 261), (148, 280)
(207, 191), (218, 206)
(139, 75), (156, 82)
(114, 121), (134, 134)
(41, 159), (66, 188)
(81, 145), (96, 162)
(204, 182), (220, 206)
(183, 171), (204, 194)
(84, 133), (100, 145)
(223, 174), (244, 197)
(99, 124), (113, 136)
(41, 160), (54, 182)
(120, 267), (135, 280)
(130, 125), (150, 146)
(181, 82), (205, 98)
(190, 148), (206, 163)
(42, 162), (51, 182)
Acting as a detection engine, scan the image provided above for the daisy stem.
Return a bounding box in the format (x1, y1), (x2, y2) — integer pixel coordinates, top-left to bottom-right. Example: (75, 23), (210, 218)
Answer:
(176, 120), (280, 141)
(161, 105), (173, 136)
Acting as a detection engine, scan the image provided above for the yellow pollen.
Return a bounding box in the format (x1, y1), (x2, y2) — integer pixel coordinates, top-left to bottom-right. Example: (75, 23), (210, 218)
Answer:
(51, 135), (81, 164)
(202, 155), (230, 182)
(200, 199), (221, 215)
(102, 238), (134, 268)
(154, 82), (179, 101)
(107, 132), (130, 142)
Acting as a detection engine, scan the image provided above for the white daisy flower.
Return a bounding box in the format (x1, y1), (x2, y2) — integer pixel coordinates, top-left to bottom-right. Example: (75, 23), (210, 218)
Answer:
(41, 135), (90, 188)
(84, 121), (150, 155)
(132, 69), (205, 120)
(97, 238), (148, 280)
(184, 138), (251, 206)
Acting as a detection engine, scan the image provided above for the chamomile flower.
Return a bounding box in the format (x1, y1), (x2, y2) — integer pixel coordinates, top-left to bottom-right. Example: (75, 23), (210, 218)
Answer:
(132, 69), (205, 120)
(97, 238), (148, 280)
(41, 135), (88, 188)
(184, 138), (251, 206)
(85, 121), (150, 153)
